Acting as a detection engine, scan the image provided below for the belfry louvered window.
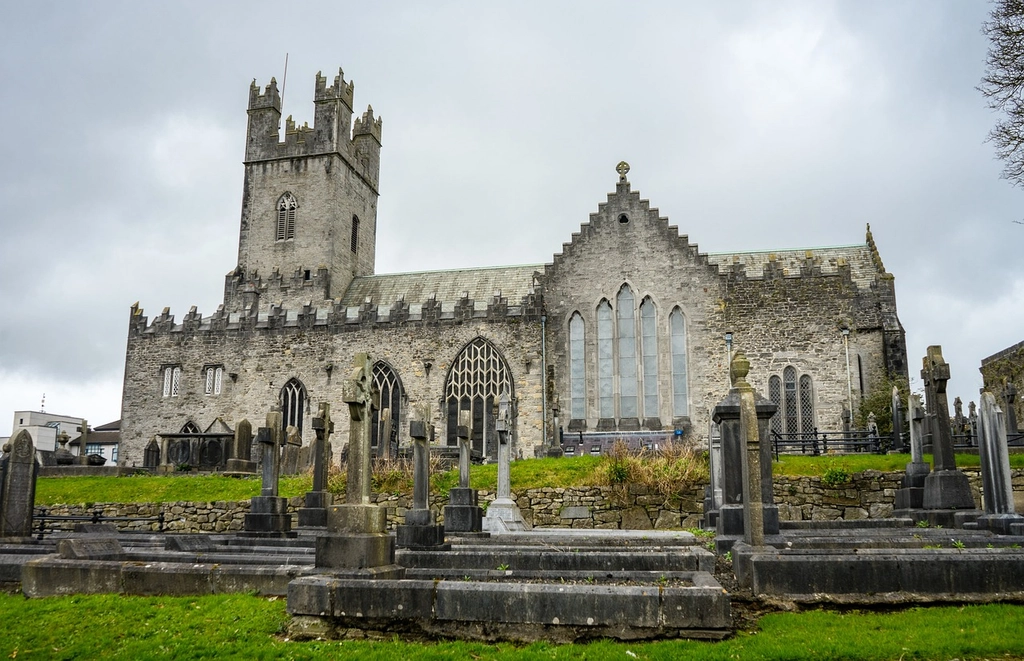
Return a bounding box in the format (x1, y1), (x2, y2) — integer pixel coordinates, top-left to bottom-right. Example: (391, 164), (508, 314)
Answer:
(276, 192), (297, 241)
(444, 337), (513, 458)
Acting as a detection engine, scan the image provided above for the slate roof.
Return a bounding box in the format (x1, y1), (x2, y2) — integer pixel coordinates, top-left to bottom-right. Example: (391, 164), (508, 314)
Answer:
(340, 264), (542, 306)
(706, 244), (881, 289)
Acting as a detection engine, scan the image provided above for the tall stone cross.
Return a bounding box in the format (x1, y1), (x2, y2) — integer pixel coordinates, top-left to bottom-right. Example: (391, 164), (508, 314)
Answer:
(495, 389), (513, 502)
(77, 419), (89, 465)
(908, 393), (924, 464)
(378, 407), (393, 461)
(311, 403), (333, 494)
(408, 404), (431, 512)
(921, 346), (956, 471)
(258, 410), (283, 497)
(457, 410), (472, 489)
(342, 352), (378, 506)
(891, 386), (905, 452)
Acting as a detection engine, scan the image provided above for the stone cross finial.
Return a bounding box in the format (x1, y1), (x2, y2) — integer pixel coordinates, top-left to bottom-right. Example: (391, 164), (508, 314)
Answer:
(616, 161), (630, 182)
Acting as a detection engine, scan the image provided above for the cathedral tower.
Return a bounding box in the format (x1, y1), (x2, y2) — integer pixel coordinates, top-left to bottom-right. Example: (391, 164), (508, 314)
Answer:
(224, 68), (382, 312)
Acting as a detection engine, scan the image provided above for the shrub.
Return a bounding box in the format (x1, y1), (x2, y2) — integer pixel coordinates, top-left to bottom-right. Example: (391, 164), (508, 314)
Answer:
(820, 460), (850, 488)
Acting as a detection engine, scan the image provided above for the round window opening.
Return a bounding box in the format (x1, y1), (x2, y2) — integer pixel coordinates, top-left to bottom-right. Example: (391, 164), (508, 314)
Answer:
(618, 214), (629, 224)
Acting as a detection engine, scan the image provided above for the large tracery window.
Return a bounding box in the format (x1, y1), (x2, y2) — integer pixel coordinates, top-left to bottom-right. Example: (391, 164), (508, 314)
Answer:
(769, 367), (815, 437)
(597, 301), (614, 419)
(616, 286), (638, 418)
(640, 297), (658, 418)
(280, 378), (306, 436)
(276, 192), (297, 241)
(371, 361), (403, 456)
(669, 307), (689, 417)
(569, 313), (586, 420)
(444, 337), (514, 458)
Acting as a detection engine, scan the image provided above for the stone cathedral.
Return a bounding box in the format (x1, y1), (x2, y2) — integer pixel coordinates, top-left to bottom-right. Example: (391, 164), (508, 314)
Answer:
(118, 67), (909, 466)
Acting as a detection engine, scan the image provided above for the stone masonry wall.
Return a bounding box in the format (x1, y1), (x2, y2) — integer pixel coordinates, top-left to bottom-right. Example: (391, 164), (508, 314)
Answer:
(37, 469), (1024, 533)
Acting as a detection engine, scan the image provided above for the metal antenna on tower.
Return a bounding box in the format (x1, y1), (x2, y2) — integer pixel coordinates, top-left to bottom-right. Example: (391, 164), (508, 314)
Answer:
(279, 53), (289, 132)
(41, 393), (46, 413)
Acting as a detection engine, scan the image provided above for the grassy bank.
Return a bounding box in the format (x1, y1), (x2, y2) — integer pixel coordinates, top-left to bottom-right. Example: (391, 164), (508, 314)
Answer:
(1, 593), (1022, 660)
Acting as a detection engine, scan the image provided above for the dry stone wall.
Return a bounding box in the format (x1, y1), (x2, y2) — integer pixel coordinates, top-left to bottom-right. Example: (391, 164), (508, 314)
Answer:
(37, 470), (1024, 533)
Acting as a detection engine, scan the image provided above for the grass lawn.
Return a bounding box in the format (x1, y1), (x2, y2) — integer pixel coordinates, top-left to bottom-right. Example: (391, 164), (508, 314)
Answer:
(773, 452), (1024, 476)
(1, 593), (1022, 660)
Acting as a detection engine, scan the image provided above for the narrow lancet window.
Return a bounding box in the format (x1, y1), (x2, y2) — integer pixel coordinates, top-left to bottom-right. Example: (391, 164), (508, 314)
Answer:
(670, 308), (689, 417)
(616, 286), (637, 418)
(640, 298), (658, 418)
(597, 301), (614, 418)
(276, 192), (297, 241)
(569, 313), (586, 420)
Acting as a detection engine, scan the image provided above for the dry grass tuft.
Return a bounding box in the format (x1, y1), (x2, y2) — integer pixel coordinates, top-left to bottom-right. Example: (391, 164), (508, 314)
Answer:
(600, 440), (709, 497)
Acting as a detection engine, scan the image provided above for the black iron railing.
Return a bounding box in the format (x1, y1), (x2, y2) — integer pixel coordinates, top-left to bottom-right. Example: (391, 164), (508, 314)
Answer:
(34, 506), (165, 540)
(770, 429), (883, 460)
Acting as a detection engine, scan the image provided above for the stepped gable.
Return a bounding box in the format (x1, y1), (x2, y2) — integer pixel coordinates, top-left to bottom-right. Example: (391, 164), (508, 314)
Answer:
(545, 164), (718, 280)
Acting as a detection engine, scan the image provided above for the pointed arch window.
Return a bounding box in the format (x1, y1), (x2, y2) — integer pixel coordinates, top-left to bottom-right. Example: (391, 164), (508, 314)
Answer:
(569, 313), (586, 420)
(640, 298), (658, 418)
(596, 300), (614, 419)
(180, 421), (201, 434)
(616, 286), (638, 418)
(444, 337), (513, 458)
(276, 192), (297, 241)
(769, 367), (816, 437)
(768, 375), (783, 436)
(669, 308), (689, 417)
(280, 378), (306, 436)
(204, 366), (223, 395)
(371, 361), (403, 456)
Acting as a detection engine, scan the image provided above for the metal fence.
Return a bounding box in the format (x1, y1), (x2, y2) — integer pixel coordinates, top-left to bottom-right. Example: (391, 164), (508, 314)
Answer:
(769, 429), (884, 460)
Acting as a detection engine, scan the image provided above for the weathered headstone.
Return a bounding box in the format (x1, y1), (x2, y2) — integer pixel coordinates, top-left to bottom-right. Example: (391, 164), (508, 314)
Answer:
(143, 438), (161, 469)
(241, 410), (295, 537)
(281, 425), (301, 476)
(225, 419), (256, 475)
(712, 352), (778, 551)
(482, 389), (530, 532)
(297, 403), (334, 527)
(378, 407), (393, 461)
(920, 346), (979, 523)
(0, 430), (39, 538)
(316, 353), (398, 573)
(396, 405), (448, 549)
(891, 386), (906, 453)
(703, 421), (723, 529)
(735, 352), (766, 547)
(894, 393), (930, 511)
(976, 391), (1024, 534)
(444, 410), (485, 535)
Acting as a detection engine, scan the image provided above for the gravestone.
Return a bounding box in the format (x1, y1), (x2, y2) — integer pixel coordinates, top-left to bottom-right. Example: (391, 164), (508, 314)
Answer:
(396, 405), (448, 549)
(378, 407), (393, 461)
(482, 389), (530, 532)
(894, 393), (930, 511)
(316, 353), (398, 572)
(444, 410), (486, 535)
(241, 410), (295, 537)
(920, 346), (979, 524)
(281, 425), (301, 476)
(143, 438), (161, 469)
(0, 430), (39, 538)
(225, 419), (256, 475)
(891, 386), (906, 453)
(703, 421), (723, 529)
(297, 403), (334, 527)
(713, 352), (778, 551)
(976, 391), (1024, 534)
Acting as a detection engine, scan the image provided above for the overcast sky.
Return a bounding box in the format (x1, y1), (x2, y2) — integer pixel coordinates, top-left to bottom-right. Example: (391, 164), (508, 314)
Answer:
(1, 2), (1021, 436)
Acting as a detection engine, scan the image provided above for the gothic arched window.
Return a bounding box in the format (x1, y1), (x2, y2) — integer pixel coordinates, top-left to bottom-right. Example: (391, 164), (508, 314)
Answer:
(799, 374), (815, 435)
(669, 307), (689, 417)
(444, 337), (513, 458)
(569, 313), (586, 420)
(280, 378), (306, 435)
(768, 375), (783, 436)
(616, 286), (638, 418)
(276, 192), (297, 241)
(640, 297), (658, 418)
(596, 300), (614, 419)
(784, 366), (798, 435)
(180, 421), (200, 434)
(371, 361), (403, 456)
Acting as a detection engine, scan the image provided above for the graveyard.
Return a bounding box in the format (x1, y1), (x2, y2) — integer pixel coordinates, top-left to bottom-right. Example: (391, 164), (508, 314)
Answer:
(1, 346), (1024, 654)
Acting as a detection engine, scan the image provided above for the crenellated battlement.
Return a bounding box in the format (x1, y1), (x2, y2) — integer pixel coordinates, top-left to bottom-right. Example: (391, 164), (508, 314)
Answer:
(314, 68), (354, 107)
(244, 67), (382, 188)
(129, 287), (545, 339)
